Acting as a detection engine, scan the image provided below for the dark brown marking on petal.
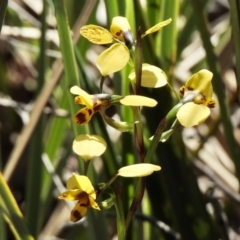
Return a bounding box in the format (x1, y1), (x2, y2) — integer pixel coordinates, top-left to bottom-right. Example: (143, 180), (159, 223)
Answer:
(116, 31), (122, 36)
(179, 86), (185, 95)
(71, 210), (82, 222)
(207, 101), (215, 108)
(93, 104), (105, 112)
(88, 109), (93, 115)
(187, 87), (194, 91)
(75, 96), (83, 104)
(80, 202), (89, 207)
(74, 112), (87, 125)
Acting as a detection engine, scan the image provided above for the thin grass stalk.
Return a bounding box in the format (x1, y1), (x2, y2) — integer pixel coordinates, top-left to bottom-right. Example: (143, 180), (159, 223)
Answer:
(53, 0), (81, 138)
(0, 209), (6, 240)
(158, 0), (179, 76)
(0, 0), (7, 32)
(189, 0), (240, 183)
(25, 1), (46, 236)
(105, 0), (119, 20)
(0, 173), (34, 240)
(228, 0), (240, 103)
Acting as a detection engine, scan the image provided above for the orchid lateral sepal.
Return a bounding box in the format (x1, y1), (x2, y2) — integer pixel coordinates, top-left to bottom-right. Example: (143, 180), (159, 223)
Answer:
(100, 108), (136, 132)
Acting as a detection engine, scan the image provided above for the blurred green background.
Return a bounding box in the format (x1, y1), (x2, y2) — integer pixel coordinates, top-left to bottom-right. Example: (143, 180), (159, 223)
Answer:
(0, 0), (240, 239)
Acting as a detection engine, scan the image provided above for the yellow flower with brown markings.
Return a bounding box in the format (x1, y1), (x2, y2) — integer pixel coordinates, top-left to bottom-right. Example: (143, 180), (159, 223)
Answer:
(59, 174), (100, 222)
(80, 16), (171, 76)
(177, 69), (216, 127)
(70, 86), (111, 125)
(70, 86), (157, 126)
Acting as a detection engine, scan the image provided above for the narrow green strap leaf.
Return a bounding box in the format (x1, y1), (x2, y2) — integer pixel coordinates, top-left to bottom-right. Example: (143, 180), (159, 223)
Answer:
(0, 173), (34, 240)
(0, 0), (8, 33)
(228, 0), (240, 103)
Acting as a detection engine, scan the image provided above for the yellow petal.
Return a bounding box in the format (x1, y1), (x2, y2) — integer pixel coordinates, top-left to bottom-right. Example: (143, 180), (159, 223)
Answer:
(176, 102), (210, 127)
(67, 174), (96, 198)
(80, 25), (113, 44)
(89, 196), (100, 210)
(96, 43), (130, 76)
(141, 18), (172, 38)
(70, 197), (89, 222)
(70, 86), (93, 108)
(73, 107), (93, 125)
(58, 189), (82, 200)
(72, 134), (107, 161)
(185, 70), (213, 98)
(110, 16), (131, 41)
(120, 95), (157, 107)
(118, 163), (161, 177)
(129, 64), (168, 88)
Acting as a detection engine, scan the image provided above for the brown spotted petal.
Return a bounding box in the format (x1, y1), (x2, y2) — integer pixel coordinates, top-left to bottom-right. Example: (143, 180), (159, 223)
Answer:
(73, 108), (93, 125)
(70, 193), (89, 222)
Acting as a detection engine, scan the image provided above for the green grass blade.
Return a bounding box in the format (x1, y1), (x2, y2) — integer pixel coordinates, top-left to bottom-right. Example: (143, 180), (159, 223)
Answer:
(25, 1), (46, 236)
(228, 0), (240, 103)
(0, 173), (34, 240)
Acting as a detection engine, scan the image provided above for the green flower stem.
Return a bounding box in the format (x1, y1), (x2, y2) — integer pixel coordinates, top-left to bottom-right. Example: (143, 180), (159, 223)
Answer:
(84, 161), (90, 176)
(98, 174), (118, 195)
(189, 0), (240, 182)
(135, 29), (143, 95)
(145, 102), (182, 163)
(0, 173), (34, 240)
(167, 82), (180, 101)
(125, 178), (145, 232)
(100, 76), (107, 93)
(131, 28), (144, 163)
(228, 0), (240, 103)
(122, 28), (146, 235)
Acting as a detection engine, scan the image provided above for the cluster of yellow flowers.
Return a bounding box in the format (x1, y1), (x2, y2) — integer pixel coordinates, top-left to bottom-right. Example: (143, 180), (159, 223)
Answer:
(59, 16), (216, 222)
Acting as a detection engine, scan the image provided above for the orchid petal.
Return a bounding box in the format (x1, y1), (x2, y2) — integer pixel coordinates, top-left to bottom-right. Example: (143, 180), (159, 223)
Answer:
(177, 102), (210, 127)
(80, 25), (113, 44)
(185, 70), (213, 98)
(67, 174), (96, 197)
(141, 18), (172, 38)
(70, 86), (93, 108)
(118, 163), (161, 177)
(129, 64), (168, 88)
(120, 95), (157, 107)
(72, 134), (107, 161)
(96, 43), (130, 76)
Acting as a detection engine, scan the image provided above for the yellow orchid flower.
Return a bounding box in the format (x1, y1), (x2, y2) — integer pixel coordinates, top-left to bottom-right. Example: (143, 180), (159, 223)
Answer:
(72, 134), (107, 161)
(80, 16), (133, 76)
(177, 69), (216, 127)
(80, 16), (171, 76)
(70, 86), (111, 125)
(59, 174), (100, 222)
(70, 85), (157, 126)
